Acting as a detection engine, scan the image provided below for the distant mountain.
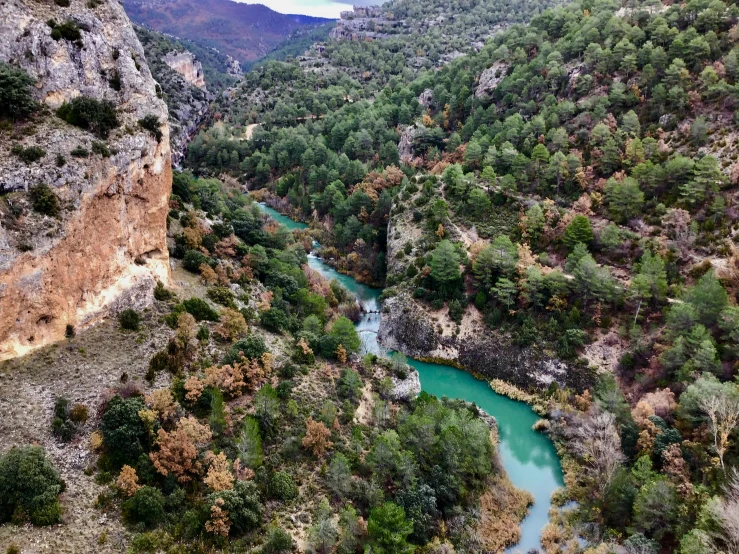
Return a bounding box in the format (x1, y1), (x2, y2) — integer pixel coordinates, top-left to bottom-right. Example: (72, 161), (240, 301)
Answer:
(121, 0), (333, 63)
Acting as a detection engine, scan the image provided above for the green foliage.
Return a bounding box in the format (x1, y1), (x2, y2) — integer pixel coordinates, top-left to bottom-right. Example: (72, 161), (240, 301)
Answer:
(11, 144), (45, 164)
(237, 416), (263, 469)
(367, 502), (414, 554)
(182, 297), (220, 322)
(29, 184), (60, 217)
(206, 286), (236, 308)
(183, 250), (211, 272)
(263, 525), (295, 553)
(138, 115), (163, 142)
(57, 96), (119, 138)
(0, 446), (64, 526)
(429, 240), (461, 298)
(118, 309), (141, 331)
(49, 20), (81, 42)
(269, 471), (298, 501)
(124, 486), (164, 528)
(337, 368), (363, 402)
(605, 177), (644, 223)
(100, 395), (149, 468)
(328, 316), (361, 354)
(224, 335), (267, 364)
(563, 215), (594, 250)
(0, 62), (37, 120)
(208, 480), (263, 536)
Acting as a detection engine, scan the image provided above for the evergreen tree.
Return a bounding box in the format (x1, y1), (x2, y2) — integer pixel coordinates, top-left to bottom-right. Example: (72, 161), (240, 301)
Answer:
(367, 502), (415, 554)
(605, 177), (644, 223)
(563, 215), (595, 250)
(430, 240), (461, 298)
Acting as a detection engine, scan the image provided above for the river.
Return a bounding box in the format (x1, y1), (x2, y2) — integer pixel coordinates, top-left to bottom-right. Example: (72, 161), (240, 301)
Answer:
(257, 203), (564, 553)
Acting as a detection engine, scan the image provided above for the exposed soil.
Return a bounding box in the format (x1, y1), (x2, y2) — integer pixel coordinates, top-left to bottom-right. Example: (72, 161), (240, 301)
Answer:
(0, 303), (174, 554)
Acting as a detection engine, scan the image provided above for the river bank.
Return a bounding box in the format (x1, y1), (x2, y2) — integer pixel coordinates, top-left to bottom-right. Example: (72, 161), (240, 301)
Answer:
(255, 201), (566, 553)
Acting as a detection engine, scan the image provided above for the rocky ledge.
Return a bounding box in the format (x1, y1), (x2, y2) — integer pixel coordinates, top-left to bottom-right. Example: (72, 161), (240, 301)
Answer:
(378, 293), (594, 392)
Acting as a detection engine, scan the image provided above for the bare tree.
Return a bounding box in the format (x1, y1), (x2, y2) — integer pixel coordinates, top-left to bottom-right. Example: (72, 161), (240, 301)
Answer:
(705, 468), (739, 553)
(699, 393), (739, 472)
(573, 411), (625, 494)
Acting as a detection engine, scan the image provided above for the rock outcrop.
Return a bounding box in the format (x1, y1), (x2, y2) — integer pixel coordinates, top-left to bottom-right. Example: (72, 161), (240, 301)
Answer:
(475, 61), (508, 99)
(0, 0), (171, 360)
(378, 293), (593, 391)
(163, 50), (206, 89)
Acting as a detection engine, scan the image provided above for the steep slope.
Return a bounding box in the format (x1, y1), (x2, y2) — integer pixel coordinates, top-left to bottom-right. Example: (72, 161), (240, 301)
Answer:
(121, 0), (332, 63)
(0, 0), (171, 361)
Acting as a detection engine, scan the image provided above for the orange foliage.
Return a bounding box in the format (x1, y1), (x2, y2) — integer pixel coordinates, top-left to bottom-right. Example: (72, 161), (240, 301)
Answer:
(116, 465), (141, 497)
(302, 417), (333, 457)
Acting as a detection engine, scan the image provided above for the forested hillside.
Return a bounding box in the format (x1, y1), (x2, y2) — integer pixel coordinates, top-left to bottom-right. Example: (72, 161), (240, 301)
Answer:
(181, 0), (739, 551)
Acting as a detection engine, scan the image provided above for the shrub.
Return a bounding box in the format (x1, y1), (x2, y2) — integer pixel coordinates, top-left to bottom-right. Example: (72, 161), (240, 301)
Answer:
(208, 480), (263, 535)
(124, 486), (164, 527)
(100, 395), (149, 468)
(207, 286), (236, 308)
(51, 417), (76, 442)
(69, 403), (89, 424)
(29, 184), (60, 217)
(263, 526), (294, 553)
(0, 62), (37, 120)
(91, 141), (111, 157)
(183, 297), (220, 322)
(153, 281), (174, 301)
(49, 20), (81, 42)
(183, 250), (210, 272)
(118, 309), (141, 331)
(269, 471), (298, 501)
(138, 115), (162, 142)
(57, 96), (119, 138)
(11, 144), (45, 163)
(260, 308), (290, 333)
(70, 146), (89, 157)
(0, 446), (64, 526)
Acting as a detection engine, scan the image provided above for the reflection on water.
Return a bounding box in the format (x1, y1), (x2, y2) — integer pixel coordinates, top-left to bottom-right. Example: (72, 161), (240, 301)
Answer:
(255, 202), (565, 552)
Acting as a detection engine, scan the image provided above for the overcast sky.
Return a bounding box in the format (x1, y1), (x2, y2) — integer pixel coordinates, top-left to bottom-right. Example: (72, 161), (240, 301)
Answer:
(254, 0), (381, 18)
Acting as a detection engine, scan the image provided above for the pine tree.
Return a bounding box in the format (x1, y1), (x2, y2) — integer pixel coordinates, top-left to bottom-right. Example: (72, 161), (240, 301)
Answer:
(430, 240), (461, 298)
(563, 215), (595, 250)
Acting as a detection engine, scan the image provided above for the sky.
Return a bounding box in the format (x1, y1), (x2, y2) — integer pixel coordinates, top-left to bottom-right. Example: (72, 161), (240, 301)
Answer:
(254, 0), (381, 18)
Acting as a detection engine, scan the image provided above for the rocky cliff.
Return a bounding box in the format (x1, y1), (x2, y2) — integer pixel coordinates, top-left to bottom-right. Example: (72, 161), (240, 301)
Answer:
(378, 293), (593, 391)
(0, 0), (171, 361)
(163, 50), (206, 89)
(378, 185), (594, 392)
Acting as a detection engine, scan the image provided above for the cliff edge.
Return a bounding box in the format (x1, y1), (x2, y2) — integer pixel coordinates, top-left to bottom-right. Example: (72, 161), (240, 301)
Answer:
(0, 0), (171, 360)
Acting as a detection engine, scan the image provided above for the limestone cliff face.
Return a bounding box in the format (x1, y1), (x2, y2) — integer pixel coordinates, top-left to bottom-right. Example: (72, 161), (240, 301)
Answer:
(378, 189), (594, 392)
(163, 51), (206, 90)
(0, 0), (171, 360)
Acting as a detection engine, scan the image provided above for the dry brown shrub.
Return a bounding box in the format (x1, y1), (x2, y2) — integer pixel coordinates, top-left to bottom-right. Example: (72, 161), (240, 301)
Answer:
(233, 458), (255, 481)
(116, 465), (141, 497)
(150, 417), (211, 483)
(183, 227), (202, 249)
(336, 344), (347, 364)
(642, 388), (677, 419)
(302, 417), (333, 457)
(184, 376), (204, 402)
(205, 498), (231, 537)
(147, 388), (178, 420)
(199, 263), (218, 285)
(214, 308), (247, 342)
(204, 452), (235, 492)
(205, 363), (246, 398)
(476, 475), (533, 552)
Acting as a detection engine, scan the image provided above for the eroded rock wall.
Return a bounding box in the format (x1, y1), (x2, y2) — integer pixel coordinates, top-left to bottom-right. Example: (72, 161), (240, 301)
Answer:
(0, 0), (171, 360)
(163, 50), (206, 89)
(378, 293), (593, 391)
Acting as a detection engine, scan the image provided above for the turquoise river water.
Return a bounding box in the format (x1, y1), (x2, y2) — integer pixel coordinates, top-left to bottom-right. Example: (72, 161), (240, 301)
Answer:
(257, 203), (564, 552)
